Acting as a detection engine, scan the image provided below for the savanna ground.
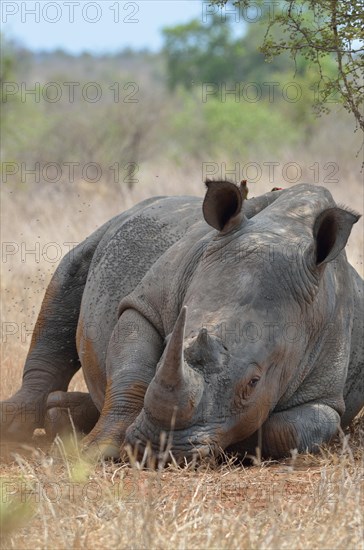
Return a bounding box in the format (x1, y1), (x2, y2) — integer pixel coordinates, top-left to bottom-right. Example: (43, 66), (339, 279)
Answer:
(1, 135), (364, 548)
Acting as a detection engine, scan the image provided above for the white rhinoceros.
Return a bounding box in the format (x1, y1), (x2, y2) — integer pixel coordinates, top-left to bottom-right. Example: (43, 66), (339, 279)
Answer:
(2, 182), (363, 460)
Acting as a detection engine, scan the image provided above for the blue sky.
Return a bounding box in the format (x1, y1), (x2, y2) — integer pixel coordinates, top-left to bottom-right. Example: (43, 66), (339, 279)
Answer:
(2, 1), (217, 53)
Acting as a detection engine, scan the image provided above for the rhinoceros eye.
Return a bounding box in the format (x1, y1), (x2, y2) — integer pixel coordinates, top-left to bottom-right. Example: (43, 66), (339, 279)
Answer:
(248, 376), (260, 388)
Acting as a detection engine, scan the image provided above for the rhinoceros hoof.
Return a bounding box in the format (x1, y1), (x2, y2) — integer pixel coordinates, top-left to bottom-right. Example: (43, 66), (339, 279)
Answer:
(44, 407), (72, 440)
(44, 391), (99, 441)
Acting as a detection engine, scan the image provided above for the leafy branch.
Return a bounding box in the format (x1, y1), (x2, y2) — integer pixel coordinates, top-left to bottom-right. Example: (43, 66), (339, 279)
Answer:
(211, 0), (364, 132)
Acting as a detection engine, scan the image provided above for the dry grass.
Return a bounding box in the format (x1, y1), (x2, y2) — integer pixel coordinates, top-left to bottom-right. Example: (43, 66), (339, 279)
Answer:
(0, 418), (363, 549)
(1, 153), (363, 549)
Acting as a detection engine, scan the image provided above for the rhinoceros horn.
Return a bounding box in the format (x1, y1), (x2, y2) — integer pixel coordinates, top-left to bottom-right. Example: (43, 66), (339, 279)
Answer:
(145, 306), (204, 428)
(195, 327), (213, 349)
(157, 306), (187, 388)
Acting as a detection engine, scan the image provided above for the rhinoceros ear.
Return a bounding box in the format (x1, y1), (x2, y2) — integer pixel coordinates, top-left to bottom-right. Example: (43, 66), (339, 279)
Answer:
(203, 180), (245, 233)
(313, 207), (360, 266)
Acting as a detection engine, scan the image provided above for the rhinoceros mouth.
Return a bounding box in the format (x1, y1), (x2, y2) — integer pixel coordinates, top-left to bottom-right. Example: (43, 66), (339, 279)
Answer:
(124, 412), (220, 463)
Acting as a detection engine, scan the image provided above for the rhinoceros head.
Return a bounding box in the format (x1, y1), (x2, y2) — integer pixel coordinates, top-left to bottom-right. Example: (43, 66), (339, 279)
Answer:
(126, 181), (360, 461)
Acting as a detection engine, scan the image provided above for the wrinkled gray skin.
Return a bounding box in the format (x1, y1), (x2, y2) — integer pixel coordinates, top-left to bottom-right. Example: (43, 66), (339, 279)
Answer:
(1, 183), (363, 461)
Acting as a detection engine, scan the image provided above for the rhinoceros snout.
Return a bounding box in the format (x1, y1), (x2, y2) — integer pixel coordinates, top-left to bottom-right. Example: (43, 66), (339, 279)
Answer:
(124, 414), (219, 465)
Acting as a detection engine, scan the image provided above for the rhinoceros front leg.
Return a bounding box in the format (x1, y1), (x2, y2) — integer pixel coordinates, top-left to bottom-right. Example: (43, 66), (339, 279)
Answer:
(83, 309), (163, 458)
(233, 403), (341, 459)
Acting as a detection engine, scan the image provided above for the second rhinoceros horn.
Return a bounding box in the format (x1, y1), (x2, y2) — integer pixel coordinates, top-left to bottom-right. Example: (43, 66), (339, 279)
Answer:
(195, 327), (211, 348)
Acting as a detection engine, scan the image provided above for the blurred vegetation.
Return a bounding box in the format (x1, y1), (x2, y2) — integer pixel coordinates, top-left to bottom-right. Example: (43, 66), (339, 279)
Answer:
(0, 478), (35, 539)
(0, 11), (359, 191)
(212, 0), (364, 131)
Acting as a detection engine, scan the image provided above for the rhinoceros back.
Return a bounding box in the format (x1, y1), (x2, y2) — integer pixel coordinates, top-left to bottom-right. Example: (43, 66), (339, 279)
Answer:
(77, 196), (204, 382)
